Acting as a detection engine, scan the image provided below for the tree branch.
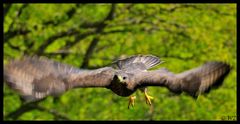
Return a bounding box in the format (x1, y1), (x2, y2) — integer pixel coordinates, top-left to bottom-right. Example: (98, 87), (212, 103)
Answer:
(81, 37), (100, 68)
(4, 4), (12, 19)
(4, 4), (29, 43)
(35, 29), (80, 55)
(5, 98), (70, 120)
(36, 9), (117, 56)
(4, 29), (30, 43)
(6, 42), (21, 51)
(35, 106), (70, 120)
(81, 4), (115, 68)
(5, 99), (43, 120)
(43, 4), (81, 26)
(63, 30), (96, 50)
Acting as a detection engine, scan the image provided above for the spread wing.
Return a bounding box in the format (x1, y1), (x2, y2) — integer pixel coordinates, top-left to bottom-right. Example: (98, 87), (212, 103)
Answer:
(112, 55), (163, 72)
(4, 56), (115, 102)
(137, 62), (231, 97)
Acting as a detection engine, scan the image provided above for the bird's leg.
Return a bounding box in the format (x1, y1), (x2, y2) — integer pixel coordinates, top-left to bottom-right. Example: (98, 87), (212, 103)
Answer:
(143, 88), (154, 105)
(128, 95), (136, 109)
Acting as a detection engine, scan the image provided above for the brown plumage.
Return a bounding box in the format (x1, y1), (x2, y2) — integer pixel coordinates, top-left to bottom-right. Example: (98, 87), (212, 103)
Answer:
(4, 55), (231, 102)
(135, 61), (231, 98)
(4, 56), (115, 101)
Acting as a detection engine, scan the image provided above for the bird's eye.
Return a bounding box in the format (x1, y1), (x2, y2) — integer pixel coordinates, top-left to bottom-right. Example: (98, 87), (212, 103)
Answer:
(123, 76), (127, 80)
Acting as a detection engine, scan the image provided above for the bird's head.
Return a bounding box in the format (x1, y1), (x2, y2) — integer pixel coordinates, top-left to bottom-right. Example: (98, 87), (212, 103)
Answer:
(113, 70), (137, 90)
(109, 71), (137, 96)
(114, 71), (129, 86)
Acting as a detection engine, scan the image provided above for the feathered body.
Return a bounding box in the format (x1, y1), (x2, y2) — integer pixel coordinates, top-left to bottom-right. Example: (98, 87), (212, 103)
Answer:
(109, 55), (163, 96)
(4, 55), (231, 102)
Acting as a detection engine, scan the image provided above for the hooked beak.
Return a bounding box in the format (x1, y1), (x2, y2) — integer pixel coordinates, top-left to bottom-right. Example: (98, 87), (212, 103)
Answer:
(117, 75), (124, 82)
(117, 75), (127, 85)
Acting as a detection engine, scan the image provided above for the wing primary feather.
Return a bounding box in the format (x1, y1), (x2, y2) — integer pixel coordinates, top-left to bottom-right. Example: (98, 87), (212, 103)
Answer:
(112, 55), (162, 71)
(137, 61), (231, 98)
(4, 56), (115, 102)
(178, 61), (231, 97)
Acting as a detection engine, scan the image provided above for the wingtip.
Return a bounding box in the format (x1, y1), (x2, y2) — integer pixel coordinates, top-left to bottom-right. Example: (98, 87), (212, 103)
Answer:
(180, 61), (232, 98)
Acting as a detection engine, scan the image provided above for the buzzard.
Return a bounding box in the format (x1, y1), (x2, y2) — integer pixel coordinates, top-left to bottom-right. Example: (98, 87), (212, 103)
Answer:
(4, 55), (231, 109)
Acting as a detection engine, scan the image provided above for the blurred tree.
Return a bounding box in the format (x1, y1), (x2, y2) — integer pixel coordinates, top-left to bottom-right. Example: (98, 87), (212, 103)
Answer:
(3, 3), (236, 120)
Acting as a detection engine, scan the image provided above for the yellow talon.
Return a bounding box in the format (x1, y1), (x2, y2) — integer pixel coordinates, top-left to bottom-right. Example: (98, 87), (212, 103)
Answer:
(144, 91), (154, 105)
(128, 96), (136, 109)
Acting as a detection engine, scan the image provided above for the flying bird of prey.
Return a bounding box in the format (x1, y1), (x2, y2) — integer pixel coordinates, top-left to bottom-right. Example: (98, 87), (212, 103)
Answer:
(4, 55), (231, 108)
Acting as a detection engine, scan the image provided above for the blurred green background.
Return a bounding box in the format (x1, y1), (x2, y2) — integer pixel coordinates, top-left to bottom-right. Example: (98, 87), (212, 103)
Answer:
(3, 4), (236, 120)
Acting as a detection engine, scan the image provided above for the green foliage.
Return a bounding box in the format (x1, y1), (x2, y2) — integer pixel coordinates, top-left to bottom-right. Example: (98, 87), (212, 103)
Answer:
(3, 3), (236, 120)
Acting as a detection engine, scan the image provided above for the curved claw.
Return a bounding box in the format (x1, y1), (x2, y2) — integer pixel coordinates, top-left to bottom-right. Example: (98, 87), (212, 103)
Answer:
(128, 96), (136, 109)
(144, 92), (154, 105)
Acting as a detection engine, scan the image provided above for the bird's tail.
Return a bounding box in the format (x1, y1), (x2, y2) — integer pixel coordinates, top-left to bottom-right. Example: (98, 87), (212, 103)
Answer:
(177, 61), (231, 98)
